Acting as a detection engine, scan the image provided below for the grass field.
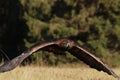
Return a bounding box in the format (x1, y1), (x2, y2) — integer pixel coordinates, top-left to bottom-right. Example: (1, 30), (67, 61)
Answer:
(0, 66), (119, 80)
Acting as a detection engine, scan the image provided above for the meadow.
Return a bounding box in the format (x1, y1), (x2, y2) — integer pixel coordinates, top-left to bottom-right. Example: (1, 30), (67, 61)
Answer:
(0, 66), (119, 80)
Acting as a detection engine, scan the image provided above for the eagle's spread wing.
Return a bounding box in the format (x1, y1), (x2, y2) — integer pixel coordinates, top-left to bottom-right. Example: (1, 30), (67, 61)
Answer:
(68, 44), (120, 79)
(0, 40), (56, 72)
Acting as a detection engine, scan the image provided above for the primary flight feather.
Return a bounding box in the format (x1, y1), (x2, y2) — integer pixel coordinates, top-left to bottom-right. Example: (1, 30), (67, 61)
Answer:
(0, 38), (119, 80)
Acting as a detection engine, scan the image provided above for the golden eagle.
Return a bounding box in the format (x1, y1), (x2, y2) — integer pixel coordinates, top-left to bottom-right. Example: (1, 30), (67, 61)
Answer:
(0, 38), (119, 79)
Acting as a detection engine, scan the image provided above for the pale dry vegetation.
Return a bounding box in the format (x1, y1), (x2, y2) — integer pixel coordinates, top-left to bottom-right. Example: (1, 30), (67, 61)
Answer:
(0, 66), (119, 80)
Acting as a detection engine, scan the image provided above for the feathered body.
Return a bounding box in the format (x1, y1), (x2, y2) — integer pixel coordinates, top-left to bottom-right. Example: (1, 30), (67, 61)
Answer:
(0, 38), (119, 80)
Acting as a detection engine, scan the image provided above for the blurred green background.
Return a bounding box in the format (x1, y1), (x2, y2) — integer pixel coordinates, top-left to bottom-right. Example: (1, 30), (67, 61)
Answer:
(0, 0), (120, 67)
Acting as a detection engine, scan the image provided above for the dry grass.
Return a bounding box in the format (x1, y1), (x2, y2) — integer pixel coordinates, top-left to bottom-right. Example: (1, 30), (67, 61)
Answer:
(0, 66), (119, 80)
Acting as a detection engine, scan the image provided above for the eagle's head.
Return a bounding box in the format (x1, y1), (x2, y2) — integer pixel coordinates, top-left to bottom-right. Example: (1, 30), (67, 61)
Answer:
(56, 38), (74, 50)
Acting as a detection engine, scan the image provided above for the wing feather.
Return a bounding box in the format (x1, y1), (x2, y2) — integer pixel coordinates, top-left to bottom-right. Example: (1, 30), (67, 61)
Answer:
(0, 40), (55, 72)
(68, 45), (120, 79)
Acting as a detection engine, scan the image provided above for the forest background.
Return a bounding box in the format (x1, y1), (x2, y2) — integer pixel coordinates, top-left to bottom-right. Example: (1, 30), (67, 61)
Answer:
(0, 0), (120, 67)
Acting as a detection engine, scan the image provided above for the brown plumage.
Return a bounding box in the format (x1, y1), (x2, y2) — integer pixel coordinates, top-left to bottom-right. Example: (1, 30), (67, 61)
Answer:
(0, 38), (119, 79)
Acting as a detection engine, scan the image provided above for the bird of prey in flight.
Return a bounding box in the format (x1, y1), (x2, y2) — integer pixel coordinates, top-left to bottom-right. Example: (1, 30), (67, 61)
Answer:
(0, 38), (119, 80)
